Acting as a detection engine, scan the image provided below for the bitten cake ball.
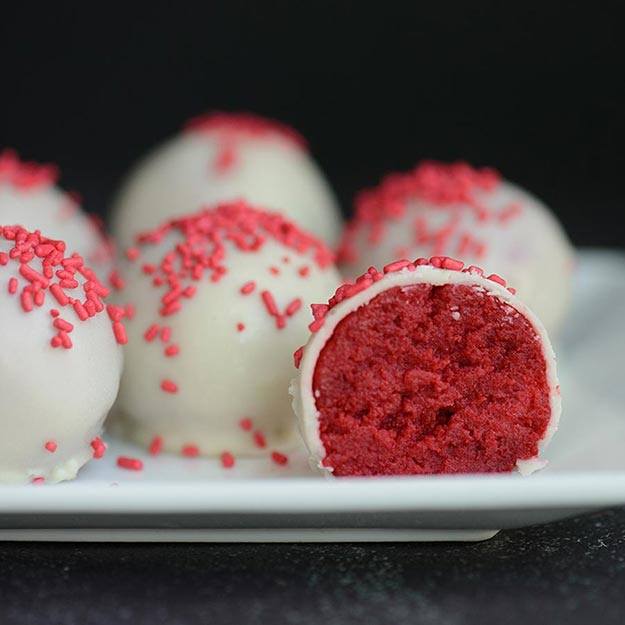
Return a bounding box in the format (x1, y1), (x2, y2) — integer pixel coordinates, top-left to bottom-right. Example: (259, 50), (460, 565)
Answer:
(0, 150), (112, 266)
(112, 112), (343, 249)
(291, 257), (561, 477)
(113, 200), (341, 457)
(0, 225), (124, 484)
(339, 161), (574, 334)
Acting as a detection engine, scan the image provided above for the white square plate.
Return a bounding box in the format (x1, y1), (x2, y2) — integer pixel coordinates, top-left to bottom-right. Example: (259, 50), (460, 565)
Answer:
(1, 250), (624, 542)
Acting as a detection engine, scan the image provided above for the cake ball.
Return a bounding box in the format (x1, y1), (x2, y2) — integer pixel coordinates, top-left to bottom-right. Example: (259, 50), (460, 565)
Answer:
(291, 256), (560, 477)
(111, 112), (343, 249)
(113, 200), (341, 456)
(339, 161), (574, 334)
(0, 225), (125, 484)
(0, 149), (113, 267)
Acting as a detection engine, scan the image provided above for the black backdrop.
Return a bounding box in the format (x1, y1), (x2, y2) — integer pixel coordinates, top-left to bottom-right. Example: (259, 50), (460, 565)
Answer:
(1, 1), (623, 247)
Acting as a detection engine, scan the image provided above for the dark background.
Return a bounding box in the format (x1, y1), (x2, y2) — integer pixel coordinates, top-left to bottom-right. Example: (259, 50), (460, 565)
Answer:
(1, 3), (625, 624)
(1, 1), (623, 247)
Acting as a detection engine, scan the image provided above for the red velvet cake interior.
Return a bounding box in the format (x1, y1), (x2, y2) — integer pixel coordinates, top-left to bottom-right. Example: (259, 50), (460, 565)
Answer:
(312, 283), (551, 476)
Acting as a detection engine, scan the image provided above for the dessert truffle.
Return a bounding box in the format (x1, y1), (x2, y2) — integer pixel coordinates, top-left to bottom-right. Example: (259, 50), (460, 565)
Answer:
(339, 161), (574, 333)
(291, 256), (560, 477)
(112, 112), (343, 249)
(0, 149), (112, 267)
(113, 200), (341, 456)
(0, 225), (124, 484)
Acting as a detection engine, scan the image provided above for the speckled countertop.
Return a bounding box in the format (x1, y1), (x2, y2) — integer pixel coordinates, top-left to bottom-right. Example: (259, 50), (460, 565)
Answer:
(1, 508), (624, 625)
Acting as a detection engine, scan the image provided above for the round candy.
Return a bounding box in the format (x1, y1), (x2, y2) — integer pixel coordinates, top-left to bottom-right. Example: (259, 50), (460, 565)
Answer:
(291, 256), (561, 477)
(112, 201), (341, 457)
(339, 161), (575, 334)
(0, 150), (112, 267)
(0, 225), (124, 484)
(111, 112), (343, 249)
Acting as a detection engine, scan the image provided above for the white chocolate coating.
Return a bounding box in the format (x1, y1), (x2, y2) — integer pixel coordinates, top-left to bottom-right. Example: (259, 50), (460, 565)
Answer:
(340, 179), (574, 335)
(113, 218), (341, 456)
(0, 176), (110, 268)
(0, 237), (123, 484)
(291, 264), (561, 477)
(112, 125), (343, 249)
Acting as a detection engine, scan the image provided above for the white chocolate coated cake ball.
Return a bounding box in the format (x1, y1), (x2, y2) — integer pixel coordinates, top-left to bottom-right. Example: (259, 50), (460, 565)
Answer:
(0, 226), (124, 484)
(112, 201), (341, 457)
(339, 161), (575, 334)
(112, 112), (343, 249)
(291, 256), (560, 478)
(0, 150), (112, 267)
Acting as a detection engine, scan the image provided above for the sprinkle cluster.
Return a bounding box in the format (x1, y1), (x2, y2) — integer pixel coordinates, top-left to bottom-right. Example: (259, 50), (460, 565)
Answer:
(0, 150), (115, 266)
(0, 225), (127, 349)
(294, 255), (515, 369)
(0, 149), (59, 191)
(338, 161), (522, 264)
(119, 200), (332, 462)
(184, 112), (307, 173)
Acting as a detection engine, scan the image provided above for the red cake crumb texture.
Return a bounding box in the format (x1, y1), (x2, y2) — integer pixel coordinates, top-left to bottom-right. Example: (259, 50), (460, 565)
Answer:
(120, 200), (333, 399)
(338, 161), (523, 264)
(306, 257), (551, 476)
(0, 225), (127, 349)
(184, 112), (307, 173)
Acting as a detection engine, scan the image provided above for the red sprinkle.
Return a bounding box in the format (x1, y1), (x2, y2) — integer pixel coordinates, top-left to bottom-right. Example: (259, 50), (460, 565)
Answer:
(144, 324), (159, 342)
(161, 379), (178, 394)
(90, 437), (107, 459)
(44, 440), (57, 453)
(8, 277), (17, 294)
(182, 444), (200, 457)
(31, 476), (45, 485)
(221, 451), (236, 468)
(261, 290), (279, 316)
(149, 436), (164, 456)
(239, 418), (253, 431)
(441, 257), (465, 271)
(117, 456), (143, 471)
(271, 451), (289, 466)
(50, 283), (69, 306)
(113, 321), (128, 345)
(487, 273), (507, 286)
(125, 247), (140, 261)
(293, 346), (304, 369)
(108, 270), (125, 291)
(383, 259), (412, 273)
(53, 318), (74, 332)
(236, 322), (245, 332)
(253, 431), (267, 449)
(285, 298), (302, 316)
(164, 344), (180, 357)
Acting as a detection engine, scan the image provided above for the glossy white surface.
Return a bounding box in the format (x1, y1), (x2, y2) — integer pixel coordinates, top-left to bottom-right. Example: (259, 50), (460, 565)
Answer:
(112, 131), (343, 248)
